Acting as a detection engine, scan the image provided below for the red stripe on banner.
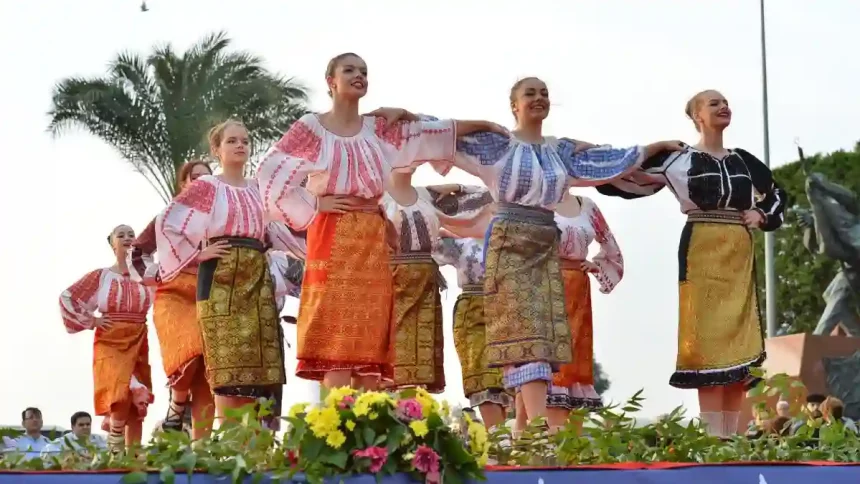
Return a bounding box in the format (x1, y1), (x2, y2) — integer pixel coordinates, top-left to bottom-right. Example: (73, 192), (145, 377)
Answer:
(2, 461), (859, 475)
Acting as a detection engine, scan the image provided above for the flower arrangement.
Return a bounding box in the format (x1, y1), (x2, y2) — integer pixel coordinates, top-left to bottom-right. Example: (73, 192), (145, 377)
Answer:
(284, 387), (486, 484)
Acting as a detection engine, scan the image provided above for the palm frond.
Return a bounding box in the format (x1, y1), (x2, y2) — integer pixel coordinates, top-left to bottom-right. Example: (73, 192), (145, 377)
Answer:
(48, 32), (310, 200)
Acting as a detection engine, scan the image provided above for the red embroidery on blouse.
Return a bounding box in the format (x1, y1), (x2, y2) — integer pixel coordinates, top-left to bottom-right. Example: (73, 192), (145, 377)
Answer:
(67, 269), (102, 304)
(174, 179), (216, 214)
(276, 121), (321, 163)
(374, 118), (420, 149)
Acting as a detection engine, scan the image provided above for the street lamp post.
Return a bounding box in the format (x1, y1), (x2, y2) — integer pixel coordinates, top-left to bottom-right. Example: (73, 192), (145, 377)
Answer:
(760, 0), (778, 338)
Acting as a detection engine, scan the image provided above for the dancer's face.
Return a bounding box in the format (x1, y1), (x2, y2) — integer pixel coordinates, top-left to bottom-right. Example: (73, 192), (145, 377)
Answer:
(110, 225), (135, 256)
(511, 78), (550, 123)
(692, 90), (731, 132)
(185, 163), (211, 186)
(328, 55), (368, 100)
(214, 124), (250, 167)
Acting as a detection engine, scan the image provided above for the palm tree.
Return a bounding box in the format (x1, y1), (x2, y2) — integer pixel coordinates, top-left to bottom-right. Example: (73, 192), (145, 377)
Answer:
(48, 31), (309, 203)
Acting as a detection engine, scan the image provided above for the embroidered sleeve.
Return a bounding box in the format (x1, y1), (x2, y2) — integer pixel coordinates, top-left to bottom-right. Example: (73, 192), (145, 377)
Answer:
(595, 150), (673, 199)
(128, 217), (160, 285)
(375, 116), (457, 172)
(267, 250), (304, 301)
(155, 178), (216, 282)
(736, 148), (788, 232)
(556, 138), (645, 187)
(431, 237), (462, 268)
(266, 221), (307, 260)
(586, 200), (624, 294)
(452, 131), (512, 178)
(256, 118), (325, 230)
(59, 269), (103, 333)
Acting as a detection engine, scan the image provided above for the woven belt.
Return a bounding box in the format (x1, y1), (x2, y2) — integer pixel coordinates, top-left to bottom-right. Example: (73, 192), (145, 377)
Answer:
(390, 252), (435, 264)
(686, 209), (745, 225)
(103, 312), (147, 324)
(209, 236), (266, 252)
(461, 283), (484, 295)
(496, 202), (555, 226)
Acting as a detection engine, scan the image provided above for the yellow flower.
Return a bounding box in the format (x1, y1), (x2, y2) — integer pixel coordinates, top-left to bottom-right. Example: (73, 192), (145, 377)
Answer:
(324, 386), (358, 408)
(369, 411), (379, 420)
(345, 420), (356, 431)
(409, 419), (429, 437)
(354, 391), (395, 417)
(413, 388), (438, 417)
(326, 430), (347, 449)
(288, 403), (307, 418)
(309, 406), (341, 438)
(464, 414), (490, 465)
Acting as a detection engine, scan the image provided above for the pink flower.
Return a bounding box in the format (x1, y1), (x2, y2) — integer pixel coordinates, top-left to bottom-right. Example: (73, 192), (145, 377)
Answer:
(353, 446), (388, 473)
(339, 395), (356, 409)
(396, 399), (423, 422)
(412, 445), (440, 480)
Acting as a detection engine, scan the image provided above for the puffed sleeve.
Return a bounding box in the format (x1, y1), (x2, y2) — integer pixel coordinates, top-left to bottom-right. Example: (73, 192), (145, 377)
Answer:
(585, 199), (624, 294)
(555, 138), (646, 187)
(736, 148), (788, 232)
(375, 116), (457, 172)
(59, 269), (103, 333)
(155, 178), (216, 282)
(451, 131), (513, 179)
(432, 237), (463, 268)
(257, 116), (327, 230)
(595, 150), (674, 199)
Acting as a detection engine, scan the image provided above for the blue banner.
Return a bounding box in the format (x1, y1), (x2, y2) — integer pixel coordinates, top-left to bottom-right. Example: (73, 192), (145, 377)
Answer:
(1, 466), (858, 483)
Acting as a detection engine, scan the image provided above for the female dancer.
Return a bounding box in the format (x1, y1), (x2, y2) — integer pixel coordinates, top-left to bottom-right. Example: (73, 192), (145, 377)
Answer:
(596, 89), (787, 437)
(59, 224), (154, 452)
(156, 120), (306, 421)
(129, 160), (218, 437)
(438, 77), (683, 425)
(255, 52), (505, 390)
(433, 232), (511, 430)
(383, 170), (493, 394)
(546, 191), (623, 430)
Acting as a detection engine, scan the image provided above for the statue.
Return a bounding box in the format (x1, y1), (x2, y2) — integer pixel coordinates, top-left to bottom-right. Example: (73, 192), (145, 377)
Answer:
(794, 145), (860, 337)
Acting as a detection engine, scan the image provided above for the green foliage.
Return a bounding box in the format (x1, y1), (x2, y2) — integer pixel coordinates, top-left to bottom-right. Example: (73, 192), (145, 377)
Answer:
(491, 372), (860, 466)
(4, 380), (860, 481)
(47, 31), (309, 203)
(754, 142), (860, 334)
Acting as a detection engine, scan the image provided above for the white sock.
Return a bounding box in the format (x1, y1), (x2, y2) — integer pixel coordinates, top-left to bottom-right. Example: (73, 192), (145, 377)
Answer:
(722, 411), (740, 437)
(699, 412), (724, 437)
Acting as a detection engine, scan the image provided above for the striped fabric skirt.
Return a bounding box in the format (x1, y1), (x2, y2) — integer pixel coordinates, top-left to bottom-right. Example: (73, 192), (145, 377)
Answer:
(197, 237), (285, 398)
(92, 313), (152, 418)
(547, 262), (602, 410)
(453, 283), (511, 408)
(389, 253), (445, 393)
(153, 271), (205, 389)
(671, 210), (765, 389)
(483, 203), (572, 389)
(295, 210), (394, 381)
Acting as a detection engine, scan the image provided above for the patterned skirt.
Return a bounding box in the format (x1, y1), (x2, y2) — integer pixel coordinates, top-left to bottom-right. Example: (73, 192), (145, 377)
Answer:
(92, 315), (152, 418)
(453, 284), (511, 408)
(671, 210), (765, 389)
(483, 203), (572, 388)
(547, 264), (602, 410)
(197, 237), (285, 398)
(295, 211), (394, 381)
(153, 271), (205, 388)
(389, 253), (445, 393)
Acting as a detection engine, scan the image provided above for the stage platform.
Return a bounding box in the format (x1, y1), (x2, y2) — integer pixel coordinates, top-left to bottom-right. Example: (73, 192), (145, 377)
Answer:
(3, 463), (859, 483)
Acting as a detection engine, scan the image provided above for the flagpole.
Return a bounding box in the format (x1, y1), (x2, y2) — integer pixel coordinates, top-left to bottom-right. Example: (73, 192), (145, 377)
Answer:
(760, 0), (777, 338)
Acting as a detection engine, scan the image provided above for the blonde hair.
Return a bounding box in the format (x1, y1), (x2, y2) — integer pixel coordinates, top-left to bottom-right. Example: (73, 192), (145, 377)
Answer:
(684, 90), (719, 132)
(325, 52), (362, 97)
(509, 77), (542, 121)
(208, 119), (247, 154)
